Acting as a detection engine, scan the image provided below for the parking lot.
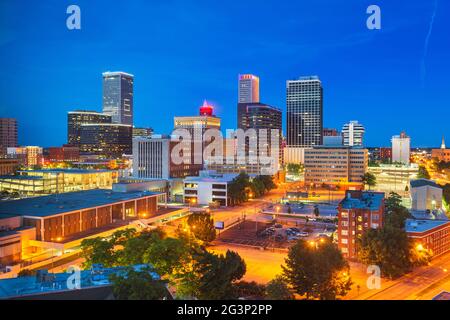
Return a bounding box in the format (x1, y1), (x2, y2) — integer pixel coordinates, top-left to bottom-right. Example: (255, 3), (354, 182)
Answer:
(216, 218), (336, 250)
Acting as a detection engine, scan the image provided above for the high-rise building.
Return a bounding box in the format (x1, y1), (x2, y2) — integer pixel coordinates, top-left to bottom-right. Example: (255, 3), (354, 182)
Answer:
(238, 74), (260, 104)
(286, 76), (323, 148)
(132, 127), (154, 138)
(7, 146), (43, 167)
(392, 132), (411, 165)
(323, 128), (339, 137)
(79, 123), (132, 158)
(338, 191), (385, 259)
(0, 118), (18, 155)
(304, 146), (368, 189)
(133, 135), (201, 180)
(174, 101), (221, 139)
(67, 111), (112, 147)
(102, 72), (134, 125)
(342, 121), (365, 147)
(236, 102), (282, 169)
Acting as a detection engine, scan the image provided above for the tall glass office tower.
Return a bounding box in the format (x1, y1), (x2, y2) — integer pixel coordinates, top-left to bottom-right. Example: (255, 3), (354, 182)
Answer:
(102, 72), (134, 125)
(286, 76), (323, 147)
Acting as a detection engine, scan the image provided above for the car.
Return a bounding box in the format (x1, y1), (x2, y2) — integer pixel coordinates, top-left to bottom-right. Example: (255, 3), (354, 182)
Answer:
(287, 235), (300, 242)
(288, 227), (301, 233)
(274, 224), (283, 229)
(298, 232), (309, 237)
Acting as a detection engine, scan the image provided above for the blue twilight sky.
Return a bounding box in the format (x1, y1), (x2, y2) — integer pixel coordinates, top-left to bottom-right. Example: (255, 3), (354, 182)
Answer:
(0, 0), (449, 147)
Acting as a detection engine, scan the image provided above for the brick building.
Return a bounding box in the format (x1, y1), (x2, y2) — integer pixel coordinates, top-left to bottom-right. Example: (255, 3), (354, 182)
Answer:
(337, 191), (385, 259)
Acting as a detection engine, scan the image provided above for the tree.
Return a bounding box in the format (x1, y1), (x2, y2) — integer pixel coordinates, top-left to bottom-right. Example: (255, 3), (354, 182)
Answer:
(142, 236), (191, 277)
(287, 163), (302, 176)
(361, 172), (377, 190)
(81, 236), (117, 268)
(193, 250), (246, 300)
(417, 165), (431, 179)
(110, 268), (169, 300)
(357, 225), (428, 279)
(442, 184), (450, 213)
(187, 212), (216, 243)
(233, 281), (266, 299)
(227, 172), (251, 206)
(385, 192), (411, 229)
(266, 276), (294, 300)
(282, 239), (352, 300)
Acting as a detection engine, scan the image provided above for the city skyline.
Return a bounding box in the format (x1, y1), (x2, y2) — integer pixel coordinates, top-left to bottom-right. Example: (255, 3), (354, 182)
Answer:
(1, 1), (449, 147)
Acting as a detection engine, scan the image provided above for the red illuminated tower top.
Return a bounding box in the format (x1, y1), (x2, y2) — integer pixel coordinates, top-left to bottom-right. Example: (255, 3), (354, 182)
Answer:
(199, 100), (214, 116)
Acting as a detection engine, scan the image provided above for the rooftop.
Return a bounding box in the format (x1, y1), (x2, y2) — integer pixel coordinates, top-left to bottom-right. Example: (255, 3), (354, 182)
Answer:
(405, 219), (450, 233)
(19, 169), (115, 174)
(410, 179), (442, 189)
(0, 264), (158, 299)
(340, 192), (385, 211)
(0, 189), (162, 218)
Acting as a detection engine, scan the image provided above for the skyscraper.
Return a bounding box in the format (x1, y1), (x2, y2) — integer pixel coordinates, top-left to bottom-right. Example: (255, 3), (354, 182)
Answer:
(342, 121), (365, 147)
(0, 118), (18, 155)
(102, 72), (134, 125)
(67, 111), (112, 147)
(392, 132), (411, 165)
(79, 123), (132, 158)
(238, 74), (260, 104)
(237, 102), (282, 168)
(286, 76), (323, 148)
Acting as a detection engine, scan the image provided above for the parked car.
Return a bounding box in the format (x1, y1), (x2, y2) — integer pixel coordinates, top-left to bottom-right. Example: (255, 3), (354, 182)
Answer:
(274, 224), (283, 229)
(298, 232), (309, 237)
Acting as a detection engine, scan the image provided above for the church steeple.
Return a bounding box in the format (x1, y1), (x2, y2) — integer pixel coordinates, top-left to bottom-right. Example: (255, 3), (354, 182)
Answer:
(442, 136), (446, 149)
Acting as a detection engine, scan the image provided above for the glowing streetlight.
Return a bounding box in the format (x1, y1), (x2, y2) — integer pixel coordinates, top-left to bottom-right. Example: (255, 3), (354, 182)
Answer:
(416, 244), (424, 252)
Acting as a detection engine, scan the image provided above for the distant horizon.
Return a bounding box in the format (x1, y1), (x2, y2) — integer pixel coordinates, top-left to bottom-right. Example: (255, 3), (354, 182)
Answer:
(1, 1), (449, 147)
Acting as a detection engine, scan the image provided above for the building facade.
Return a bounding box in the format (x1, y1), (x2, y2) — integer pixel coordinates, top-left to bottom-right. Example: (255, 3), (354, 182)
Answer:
(132, 127), (153, 138)
(67, 111), (112, 147)
(406, 219), (450, 258)
(410, 179), (443, 212)
(342, 121), (365, 147)
(368, 163), (419, 196)
(79, 123), (132, 158)
(338, 191), (385, 259)
(0, 189), (161, 243)
(323, 128), (339, 137)
(0, 159), (20, 176)
(238, 74), (260, 104)
(392, 132), (411, 165)
(432, 137), (450, 162)
(0, 169), (119, 196)
(0, 118), (18, 156)
(102, 72), (134, 125)
(304, 146), (368, 189)
(7, 146), (43, 167)
(286, 76), (323, 148)
(133, 136), (202, 180)
(43, 146), (80, 163)
(184, 171), (235, 207)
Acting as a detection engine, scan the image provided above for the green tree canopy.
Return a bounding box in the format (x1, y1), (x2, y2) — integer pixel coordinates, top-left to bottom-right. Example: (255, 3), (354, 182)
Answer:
(282, 239), (352, 300)
(110, 267), (169, 300)
(417, 165), (431, 179)
(187, 212), (216, 243)
(191, 250), (247, 300)
(266, 276), (294, 300)
(361, 172), (377, 190)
